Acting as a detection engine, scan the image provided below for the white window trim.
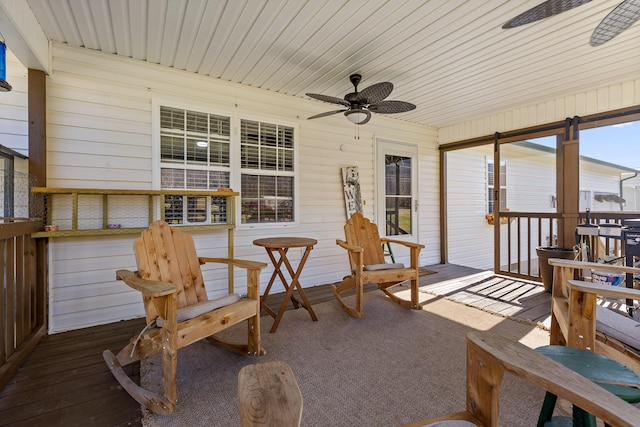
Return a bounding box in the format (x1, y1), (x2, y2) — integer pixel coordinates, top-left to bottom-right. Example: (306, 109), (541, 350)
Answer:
(233, 112), (300, 229)
(486, 157), (507, 214)
(374, 138), (419, 240)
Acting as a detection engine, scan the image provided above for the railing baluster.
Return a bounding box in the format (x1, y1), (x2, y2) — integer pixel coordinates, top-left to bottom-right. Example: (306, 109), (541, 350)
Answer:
(516, 217), (521, 275)
(496, 212), (639, 283)
(527, 217), (532, 276)
(0, 220), (47, 392)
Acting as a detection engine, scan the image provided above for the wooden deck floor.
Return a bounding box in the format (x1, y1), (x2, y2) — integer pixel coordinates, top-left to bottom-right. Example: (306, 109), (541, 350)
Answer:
(418, 264), (552, 328)
(0, 264), (551, 426)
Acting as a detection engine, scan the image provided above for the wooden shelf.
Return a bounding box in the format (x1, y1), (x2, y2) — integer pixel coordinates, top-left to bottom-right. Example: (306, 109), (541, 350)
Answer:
(31, 187), (238, 238)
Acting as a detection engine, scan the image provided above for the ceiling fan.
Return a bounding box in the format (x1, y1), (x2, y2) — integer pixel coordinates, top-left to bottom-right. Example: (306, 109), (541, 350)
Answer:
(306, 74), (416, 125)
(502, 0), (640, 46)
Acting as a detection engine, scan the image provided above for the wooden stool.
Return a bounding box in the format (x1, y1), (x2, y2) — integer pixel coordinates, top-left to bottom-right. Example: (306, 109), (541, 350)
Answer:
(238, 361), (302, 427)
(536, 345), (640, 427)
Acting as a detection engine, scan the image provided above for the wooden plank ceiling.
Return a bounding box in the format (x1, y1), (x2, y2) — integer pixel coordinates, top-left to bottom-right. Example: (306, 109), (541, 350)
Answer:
(25, 0), (640, 128)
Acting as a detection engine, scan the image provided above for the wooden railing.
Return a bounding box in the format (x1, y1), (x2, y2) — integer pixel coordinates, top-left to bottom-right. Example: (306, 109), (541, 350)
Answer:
(496, 211), (559, 280)
(0, 218), (47, 392)
(496, 211), (640, 282)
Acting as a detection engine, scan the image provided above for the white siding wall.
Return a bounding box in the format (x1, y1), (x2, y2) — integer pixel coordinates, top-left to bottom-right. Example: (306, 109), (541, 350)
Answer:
(44, 44), (439, 332)
(503, 145), (558, 266)
(438, 79), (640, 144)
(580, 161), (628, 211)
(446, 146), (494, 269)
(622, 176), (640, 210)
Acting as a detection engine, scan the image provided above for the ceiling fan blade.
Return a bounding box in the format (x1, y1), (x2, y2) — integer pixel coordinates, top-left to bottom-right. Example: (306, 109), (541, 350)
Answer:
(502, 0), (592, 29)
(307, 109), (347, 120)
(590, 0), (640, 46)
(306, 93), (350, 106)
(357, 82), (393, 104)
(368, 101), (416, 114)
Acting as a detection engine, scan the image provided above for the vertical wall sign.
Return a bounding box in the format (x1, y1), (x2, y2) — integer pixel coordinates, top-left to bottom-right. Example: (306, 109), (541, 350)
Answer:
(342, 166), (362, 220)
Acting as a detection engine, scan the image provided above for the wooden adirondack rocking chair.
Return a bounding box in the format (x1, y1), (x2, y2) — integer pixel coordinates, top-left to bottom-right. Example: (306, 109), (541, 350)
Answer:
(333, 213), (425, 317)
(103, 220), (267, 415)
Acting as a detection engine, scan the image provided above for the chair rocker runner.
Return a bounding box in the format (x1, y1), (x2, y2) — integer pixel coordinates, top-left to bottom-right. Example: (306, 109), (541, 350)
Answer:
(103, 220), (267, 415)
(333, 213), (425, 317)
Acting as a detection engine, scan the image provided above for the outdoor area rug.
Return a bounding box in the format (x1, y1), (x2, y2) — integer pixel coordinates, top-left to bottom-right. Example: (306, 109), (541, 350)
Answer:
(141, 292), (552, 427)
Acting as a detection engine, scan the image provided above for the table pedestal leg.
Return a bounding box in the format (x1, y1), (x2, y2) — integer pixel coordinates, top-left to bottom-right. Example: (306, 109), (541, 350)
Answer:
(261, 249), (301, 318)
(268, 246), (318, 333)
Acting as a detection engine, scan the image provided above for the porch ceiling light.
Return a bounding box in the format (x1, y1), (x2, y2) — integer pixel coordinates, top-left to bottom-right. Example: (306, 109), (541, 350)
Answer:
(344, 108), (371, 125)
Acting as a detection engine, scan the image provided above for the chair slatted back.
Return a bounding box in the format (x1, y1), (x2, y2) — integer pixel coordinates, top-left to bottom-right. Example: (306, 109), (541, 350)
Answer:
(344, 213), (385, 268)
(134, 220), (208, 322)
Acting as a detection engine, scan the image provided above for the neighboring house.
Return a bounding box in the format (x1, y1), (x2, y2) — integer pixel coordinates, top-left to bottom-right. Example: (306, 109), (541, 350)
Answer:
(447, 141), (635, 271)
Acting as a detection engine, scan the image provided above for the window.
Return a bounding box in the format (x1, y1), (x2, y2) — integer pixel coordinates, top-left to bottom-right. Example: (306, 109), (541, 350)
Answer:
(158, 105), (296, 225)
(160, 106), (231, 225)
(487, 158), (506, 214)
(240, 120), (295, 223)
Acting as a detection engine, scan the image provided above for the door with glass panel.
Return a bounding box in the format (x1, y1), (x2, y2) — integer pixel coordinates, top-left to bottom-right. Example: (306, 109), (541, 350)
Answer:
(376, 140), (418, 241)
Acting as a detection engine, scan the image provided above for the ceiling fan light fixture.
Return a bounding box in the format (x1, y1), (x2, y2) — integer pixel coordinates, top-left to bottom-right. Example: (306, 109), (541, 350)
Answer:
(345, 109), (370, 125)
(307, 74), (413, 124)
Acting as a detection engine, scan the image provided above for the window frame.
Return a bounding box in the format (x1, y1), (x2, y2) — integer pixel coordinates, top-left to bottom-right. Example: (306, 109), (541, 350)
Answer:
(152, 99), (299, 228)
(486, 157), (507, 214)
(236, 116), (298, 227)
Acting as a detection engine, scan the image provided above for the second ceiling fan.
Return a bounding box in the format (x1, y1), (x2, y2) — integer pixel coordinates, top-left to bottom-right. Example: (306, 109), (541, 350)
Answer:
(502, 0), (640, 46)
(306, 74), (415, 125)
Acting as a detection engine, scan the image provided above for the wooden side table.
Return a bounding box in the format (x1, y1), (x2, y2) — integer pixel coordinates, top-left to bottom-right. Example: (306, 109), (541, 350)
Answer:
(253, 237), (318, 333)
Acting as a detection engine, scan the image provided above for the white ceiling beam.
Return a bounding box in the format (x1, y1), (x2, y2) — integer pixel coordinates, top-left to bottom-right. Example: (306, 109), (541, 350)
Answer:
(0, 0), (49, 72)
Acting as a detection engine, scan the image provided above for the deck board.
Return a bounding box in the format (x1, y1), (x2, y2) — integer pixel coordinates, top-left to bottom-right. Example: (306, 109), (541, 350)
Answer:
(418, 264), (552, 326)
(0, 263), (552, 426)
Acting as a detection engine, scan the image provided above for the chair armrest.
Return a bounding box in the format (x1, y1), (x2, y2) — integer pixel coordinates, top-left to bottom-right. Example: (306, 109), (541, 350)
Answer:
(336, 239), (363, 253)
(403, 331), (640, 427)
(549, 258), (640, 275)
(116, 269), (176, 297)
(381, 238), (425, 250)
(198, 257), (267, 271)
(568, 279), (640, 300)
(467, 331), (640, 427)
